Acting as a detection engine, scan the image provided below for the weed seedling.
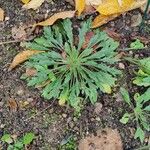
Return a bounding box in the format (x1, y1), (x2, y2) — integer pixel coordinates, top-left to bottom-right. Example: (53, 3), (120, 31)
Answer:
(1, 132), (35, 150)
(120, 88), (150, 143)
(21, 19), (121, 110)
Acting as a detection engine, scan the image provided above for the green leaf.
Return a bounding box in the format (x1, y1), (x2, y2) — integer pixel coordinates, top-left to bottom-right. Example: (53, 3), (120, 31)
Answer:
(144, 105), (150, 111)
(134, 127), (145, 143)
(1, 134), (13, 144)
(120, 113), (130, 124)
(130, 39), (144, 49)
(7, 145), (14, 150)
(23, 132), (35, 145)
(25, 42), (49, 51)
(77, 20), (90, 51)
(14, 141), (23, 149)
(137, 88), (150, 103)
(120, 88), (131, 106)
(63, 19), (73, 48)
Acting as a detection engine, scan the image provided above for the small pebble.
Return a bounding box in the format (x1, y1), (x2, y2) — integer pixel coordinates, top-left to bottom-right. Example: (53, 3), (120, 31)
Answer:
(62, 113), (67, 118)
(5, 16), (10, 21)
(27, 98), (34, 102)
(69, 122), (74, 128)
(119, 63), (125, 69)
(17, 89), (24, 96)
(96, 117), (101, 121)
(0, 102), (4, 107)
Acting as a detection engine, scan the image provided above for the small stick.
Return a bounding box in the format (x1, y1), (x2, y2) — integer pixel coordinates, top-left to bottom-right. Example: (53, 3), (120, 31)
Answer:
(0, 40), (22, 45)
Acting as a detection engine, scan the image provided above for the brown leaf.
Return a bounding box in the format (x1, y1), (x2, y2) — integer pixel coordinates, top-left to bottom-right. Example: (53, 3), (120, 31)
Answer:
(34, 11), (75, 27)
(92, 14), (120, 28)
(79, 128), (123, 150)
(23, 0), (44, 10)
(7, 99), (18, 112)
(82, 31), (95, 49)
(9, 50), (44, 71)
(0, 8), (4, 21)
(104, 28), (122, 41)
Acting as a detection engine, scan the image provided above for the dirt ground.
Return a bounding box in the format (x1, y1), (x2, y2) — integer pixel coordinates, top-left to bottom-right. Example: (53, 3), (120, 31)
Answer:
(0, 0), (150, 150)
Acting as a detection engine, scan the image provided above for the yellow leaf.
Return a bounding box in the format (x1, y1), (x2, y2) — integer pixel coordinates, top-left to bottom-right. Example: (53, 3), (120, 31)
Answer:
(34, 11), (75, 27)
(97, 0), (134, 15)
(93, 0), (147, 28)
(9, 50), (44, 71)
(22, 0), (44, 10)
(58, 98), (66, 106)
(86, 0), (102, 6)
(21, 0), (30, 4)
(0, 8), (4, 21)
(58, 89), (69, 106)
(102, 84), (112, 94)
(92, 13), (120, 28)
(75, 0), (85, 16)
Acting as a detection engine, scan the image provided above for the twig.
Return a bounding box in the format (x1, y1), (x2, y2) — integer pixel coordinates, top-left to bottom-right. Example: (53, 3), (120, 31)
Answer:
(0, 40), (22, 45)
(24, 100), (56, 122)
(0, 36), (35, 45)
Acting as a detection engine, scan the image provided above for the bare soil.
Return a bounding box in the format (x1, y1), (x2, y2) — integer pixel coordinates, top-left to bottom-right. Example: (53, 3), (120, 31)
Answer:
(0, 0), (150, 150)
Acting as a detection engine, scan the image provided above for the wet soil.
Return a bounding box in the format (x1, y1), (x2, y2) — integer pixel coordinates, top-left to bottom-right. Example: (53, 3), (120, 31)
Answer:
(0, 0), (150, 150)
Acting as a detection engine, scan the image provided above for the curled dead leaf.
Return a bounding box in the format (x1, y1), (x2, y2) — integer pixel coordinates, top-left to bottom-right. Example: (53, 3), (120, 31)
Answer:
(9, 50), (44, 71)
(34, 11), (75, 27)
(23, 0), (44, 10)
(0, 8), (4, 21)
(7, 99), (18, 112)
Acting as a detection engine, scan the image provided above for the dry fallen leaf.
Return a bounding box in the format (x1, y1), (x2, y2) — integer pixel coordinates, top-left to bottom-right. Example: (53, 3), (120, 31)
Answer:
(86, 0), (102, 6)
(93, 0), (147, 28)
(23, 0), (44, 10)
(104, 28), (122, 41)
(21, 0), (30, 4)
(75, 0), (85, 16)
(92, 13), (120, 28)
(34, 11), (75, 26)
(97, 0), (134, 15)
(0, 8), (4, 21)
(7, 99), (18, 112)
(79, 128), (123, 150)
(9, 50), (44, 71)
